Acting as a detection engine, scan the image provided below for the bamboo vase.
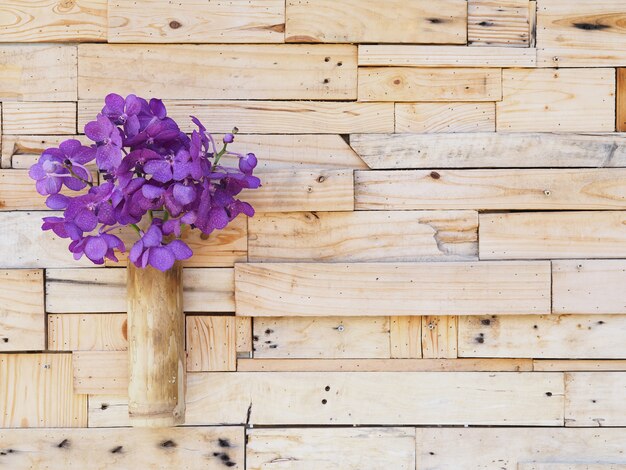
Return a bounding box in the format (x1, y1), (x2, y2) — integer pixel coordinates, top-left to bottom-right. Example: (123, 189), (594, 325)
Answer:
(127, 261), (185, 427)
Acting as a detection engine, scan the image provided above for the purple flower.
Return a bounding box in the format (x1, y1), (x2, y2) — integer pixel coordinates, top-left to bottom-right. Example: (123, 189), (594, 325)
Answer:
(29, 140), (94, 195)
(69, 233), (124, 264)
(85, 114), (123, 171)
(129, 222), (192, 271)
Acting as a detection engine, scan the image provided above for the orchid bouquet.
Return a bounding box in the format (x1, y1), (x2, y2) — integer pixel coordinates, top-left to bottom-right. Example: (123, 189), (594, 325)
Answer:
(29, 94), (260, 271)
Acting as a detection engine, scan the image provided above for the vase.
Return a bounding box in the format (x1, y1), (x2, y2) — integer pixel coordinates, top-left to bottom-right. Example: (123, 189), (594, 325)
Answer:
(127, 260), (185, 427)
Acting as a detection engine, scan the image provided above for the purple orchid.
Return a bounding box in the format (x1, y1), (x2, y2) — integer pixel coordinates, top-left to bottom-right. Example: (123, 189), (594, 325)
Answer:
(30, 93), (260, 272)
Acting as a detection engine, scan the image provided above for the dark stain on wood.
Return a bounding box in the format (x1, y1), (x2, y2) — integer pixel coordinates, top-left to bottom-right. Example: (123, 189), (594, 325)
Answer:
(57, 439), (70, 449)
(111, 445), (123, 454)
(160, 440), (177, 448)
(572, 22), (610, 31)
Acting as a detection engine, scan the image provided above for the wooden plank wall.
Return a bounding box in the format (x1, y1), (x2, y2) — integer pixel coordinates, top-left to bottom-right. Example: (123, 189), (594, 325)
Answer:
(1, 0), (626, 468)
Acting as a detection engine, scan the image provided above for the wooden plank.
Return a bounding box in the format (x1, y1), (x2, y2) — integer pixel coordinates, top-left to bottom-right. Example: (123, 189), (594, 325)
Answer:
(79, 100), (394, 134)
(253, 317), (391, 359)
(390, 316), (422, 359)
(78, 44), (356, 100)
(0, 353), (86, 427)
(395, 102), (496, 133)
(565, 372), (626, 427)
(248, 211), (478, 262)
(186, 316), (236, 372)
(0, 211), (96, 268)
(2, 135), (89, 169)
(285, 0), (466, 44)
(422, 316), (458, 359)
(108, 0), (284, 43)
(2, 102), (76, 134)
(235, 317), (252, 358)
(415, 428), (626, 469)
(247, 428), (416, 470)
(480, 212), (626, 260)
(521, 465), (626, 470)
(350, 132), (626, 169)
(0, 0), (106, 42)
(355, 169), (626, 210)
(359, 45), (535, 67)
(235, 262), (551, 316)
(535, 360), (626, 372)
(537, 0), (626, 67)
(48, 314), (127, 351)
(497, 68), (615, 132)
(0, 269), (44, 351)
(184, 371), (564, 425)
(46, 268), (234, 313)
(73, 351), (127, 395)
(358, 68), (502, 102)
(619, 69), (626, 132)
(243, 169), (354, 212)
(553, 260), (626, 314)
(238, 358), (533, 372)
(468, 0), (531, 46)
(0, 45), (77, 101)
(0, 427), (244, 469)
(88, 395), (129, 427)
(459, 315), (626, 359)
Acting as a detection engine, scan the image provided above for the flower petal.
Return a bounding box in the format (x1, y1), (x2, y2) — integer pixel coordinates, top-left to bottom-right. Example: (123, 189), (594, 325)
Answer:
(167, 239), (193, 260)
(173, 183), (196, 205)
(84, 236), (108, 261)
(148, 246), (175, 271)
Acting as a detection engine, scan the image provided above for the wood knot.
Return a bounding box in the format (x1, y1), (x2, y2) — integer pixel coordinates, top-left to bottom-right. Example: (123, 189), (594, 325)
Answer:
(430, 171), (440, 179)
(169, 20), (182, 29)
(317, 175), (326, 183)
(160, 440), (177, 448)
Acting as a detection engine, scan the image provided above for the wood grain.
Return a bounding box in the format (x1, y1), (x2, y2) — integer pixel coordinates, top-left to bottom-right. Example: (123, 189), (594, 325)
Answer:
(0, 45), (77, 101)
(497, 68), (615, 132)
(565, 372), (626, 426)
(395, 102), (495, 133)
(73, 351), (127, 395)
(355, 169), (626, 210)
(108, 0), (284, 43)
(459, 315), (626, 359)
(1, 102), (76, 134)
(480, 211), (626, 260)
(235, 262), (551, 316)
(350, 132), (626, 169)
(285, 0), (466, 44)
(390, 316), (422, 359)
(358, 68), (502, 102)
(235, 316), (253, 358)
(0, 269), (44, 351)
(48, 313), (127, 351)
(186, 316), (236, 372)
(521, 465), (626, 470)
(46, 268), (234, 313)
(78, 44), (357, 100)
(468, 0), (531, 46)
(248, 211), (478, 262)
(534, 360), (626, 372)
(0, 353), (86, 427)
(422, 316), (458, 359)
(0, 0), (106, 42)
(253, 317), (391, 359)
(619, 69), (626, 132)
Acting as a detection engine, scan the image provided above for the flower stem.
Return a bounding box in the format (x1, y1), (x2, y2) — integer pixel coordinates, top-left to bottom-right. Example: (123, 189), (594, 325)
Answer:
(65, 165), (94, 188)
(130, 224), (140, 234)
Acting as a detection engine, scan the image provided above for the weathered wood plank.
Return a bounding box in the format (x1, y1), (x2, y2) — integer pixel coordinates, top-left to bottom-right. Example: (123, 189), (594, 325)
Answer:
(0, 427), (244, 469)
(395, 102), (496, 133)
(2, 135), (88, 169)
(497, 68), (615, 132)
(237, 358), (533, 372)
(73, 351), (127, 395)
(355, 169), (626, 210)
(0, 269), (44, 351)
(422, 316), (458, 359)
(0, 353), (86, 427)
(185, 371), (564, 425)
(459, 315), (626, 359)
(468, 0), (531, 46)
(243, 169), (354, 212)
(235, 262), (551, 316)
(186, 316), (236, 372)
(48, 314), (127, 352)
(248, 211), (478, 262)
(78, 44), (356, 100)
(553, 260), (626, 314)
(358, 68), (502, 102)
(415, 428), (626, 469)
(46, 268), (234, 313)
(235, 317), (252, 358)
(0, 0), (106, 42)
(247, 428), (416, 470)
(253, 317), (391, 359)
(537, 0), (626, 67)
(359, 45), (535, 67)
(0, 45), (77, 101)
(565, 372), (626, 427)
(87, 395), (128, 427)
(1, 102), (76, 134)
(108, 0), (284, 43)
(521, 465), (626, 470)
(619, 69), (626, 132)
(390, 316), (422, 359)
(534, 360), (626, 372)
(480, 212), (626, 260)
(285, 0), (466, 44)
(79, 100), (394, 134)
(350, 133), (626, 169)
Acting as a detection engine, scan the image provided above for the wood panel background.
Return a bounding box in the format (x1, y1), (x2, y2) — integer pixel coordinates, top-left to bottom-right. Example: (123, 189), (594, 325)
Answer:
(1, 0), (626, 468)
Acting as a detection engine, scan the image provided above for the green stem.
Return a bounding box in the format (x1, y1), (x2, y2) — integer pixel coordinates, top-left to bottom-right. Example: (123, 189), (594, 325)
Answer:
(130, 224), (141, 234)
(213, 143), (228, 166)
